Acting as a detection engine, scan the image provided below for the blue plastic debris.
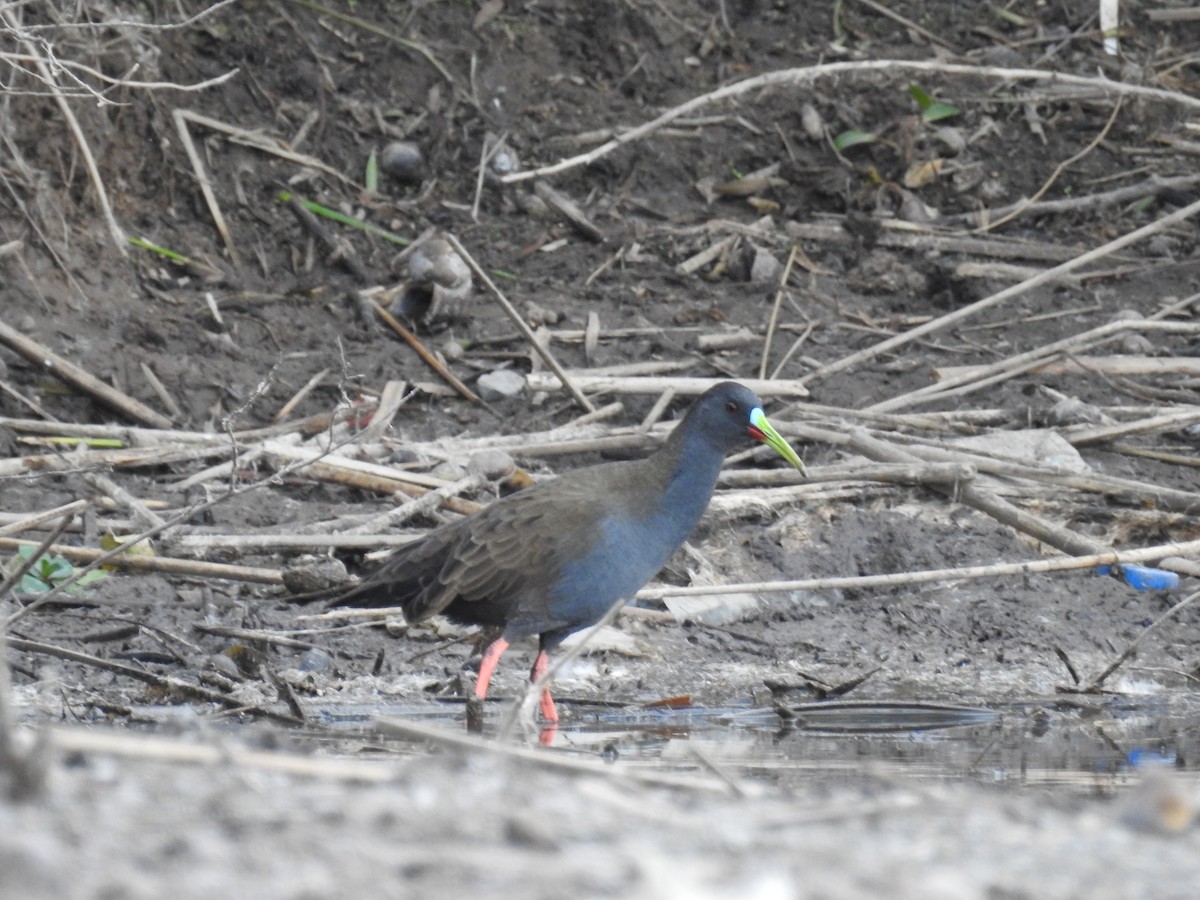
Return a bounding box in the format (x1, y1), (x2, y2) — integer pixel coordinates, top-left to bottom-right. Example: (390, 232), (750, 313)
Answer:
(1096, 564), (1181, 591)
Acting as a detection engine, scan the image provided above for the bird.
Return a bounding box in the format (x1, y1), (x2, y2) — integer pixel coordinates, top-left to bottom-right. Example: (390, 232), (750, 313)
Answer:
(333, 381), (805, 724)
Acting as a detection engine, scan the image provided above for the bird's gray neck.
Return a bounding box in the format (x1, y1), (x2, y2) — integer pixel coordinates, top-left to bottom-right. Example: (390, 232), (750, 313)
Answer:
(649, 425), (727, 543)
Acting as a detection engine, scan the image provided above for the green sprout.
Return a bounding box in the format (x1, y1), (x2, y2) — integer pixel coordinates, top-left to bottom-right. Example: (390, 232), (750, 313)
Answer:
(908, 84), (959, 123)
(9, 546), (108, 594)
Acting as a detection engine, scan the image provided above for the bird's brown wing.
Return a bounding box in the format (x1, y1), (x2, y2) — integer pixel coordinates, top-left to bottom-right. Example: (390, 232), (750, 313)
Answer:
(337, 476), (605, 627)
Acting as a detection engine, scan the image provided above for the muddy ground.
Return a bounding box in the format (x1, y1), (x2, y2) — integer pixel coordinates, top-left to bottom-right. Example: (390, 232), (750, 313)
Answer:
(3, 1), (1200, 897)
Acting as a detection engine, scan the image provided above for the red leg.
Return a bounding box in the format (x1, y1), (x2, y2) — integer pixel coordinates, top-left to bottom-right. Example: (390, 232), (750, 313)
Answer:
(529, 649), (558, 723)
(474, 638), (510, 699)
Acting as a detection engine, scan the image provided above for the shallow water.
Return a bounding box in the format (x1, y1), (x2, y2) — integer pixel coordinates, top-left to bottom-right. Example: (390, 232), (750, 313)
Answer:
(284, 694), (1200, 796)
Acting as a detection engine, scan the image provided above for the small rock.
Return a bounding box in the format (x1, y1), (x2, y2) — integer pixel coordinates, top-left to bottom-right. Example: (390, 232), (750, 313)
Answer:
(467, 449), (516, 480)
(298, 647), (332, 673)
(490, 144), (520, 176)
(476, 368), (525, 401)
(1045, 396), (1107, 427)
(281, 556), (351, 594)
(524, 301), (560, 326)
(208, 653), (243, 680)
(379, 141), (425, 185)
(748, 244), (783, 284)
(516, 190), (552, 218)
(799, 102), (824, 141)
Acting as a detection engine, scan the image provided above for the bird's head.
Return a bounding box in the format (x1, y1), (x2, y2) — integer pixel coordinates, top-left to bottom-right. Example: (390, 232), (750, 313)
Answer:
(693, 382), (806, 474)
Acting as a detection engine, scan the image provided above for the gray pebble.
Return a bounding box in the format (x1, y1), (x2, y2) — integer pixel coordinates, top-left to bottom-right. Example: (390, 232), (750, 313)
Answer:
(476, 369), (525, 401)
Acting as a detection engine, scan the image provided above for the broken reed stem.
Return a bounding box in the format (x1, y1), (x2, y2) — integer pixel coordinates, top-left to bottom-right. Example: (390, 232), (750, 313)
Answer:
(633, 537), (1200, 602)
(0, 318), (172, 428)
(172, 108), (238, 266)
(873, 297), (1200, 412)
(819, 198), (1200, 400)
(526, 373), (810, 398)
(502, 60), (1200, 184)
(372, 302), (479, 402)
(4, 637), (300, 725)
(759, 244), (798, 380)
(1080, 587), (1200, 691)
(440, 233), (595, 413)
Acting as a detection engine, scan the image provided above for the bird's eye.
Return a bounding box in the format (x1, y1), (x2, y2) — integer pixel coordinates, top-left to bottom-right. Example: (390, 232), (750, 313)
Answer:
(724, 401), (738, 413)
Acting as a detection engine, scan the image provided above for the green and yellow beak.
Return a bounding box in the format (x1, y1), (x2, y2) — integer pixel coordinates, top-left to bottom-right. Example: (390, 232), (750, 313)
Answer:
(748, 408), (806, 475)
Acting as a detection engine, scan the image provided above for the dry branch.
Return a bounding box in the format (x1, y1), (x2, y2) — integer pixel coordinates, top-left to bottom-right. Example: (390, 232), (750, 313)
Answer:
(858, 271), (1200, 411)
(0, 537), (283, 585)
(634, 537), (1200, 602)
(0, 319), (172, 428)
(504, 62), (1200, 184)
(935, 356), (1200, 380)
(441, 234), (594, 413)
(526, 373), (810, 398)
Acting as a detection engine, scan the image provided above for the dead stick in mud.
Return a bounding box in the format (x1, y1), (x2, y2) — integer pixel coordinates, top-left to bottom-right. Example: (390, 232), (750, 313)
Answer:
(177, 109), (354, 187)
(372, 302), (479, 402)
(0, 537), (283, 588)
(3, 637), (301, 725)
(0, 407), (374, 446)
(170, 533), (419, 553)
(440, 233), (595, 413)
(0, 500), (91, 538)
(784, 220), (1101, 265)
(526, 372), (810, 398)
(841, 427), (1119, 560)
(1075, 588), (1200, 692)
(172, 108), (239, 267)
(1064, 407), (1200, 447)
(338, 474), (486, 536)
(888, 441), (1200, 515)
(819, 198), (1200, 402)
(0, 319), (172, 428)
(47, 726), (406, 782)
(759, 244), (798, 380)
(944, 173), (1200, 225)
(502, 61), (1200, 185)
(871, 297), (1200, 412)
(374, 717), (729, 792)
(262, 440), (483, 515)
(0, 444), (245, 478)
(634, 538), (1200, 602)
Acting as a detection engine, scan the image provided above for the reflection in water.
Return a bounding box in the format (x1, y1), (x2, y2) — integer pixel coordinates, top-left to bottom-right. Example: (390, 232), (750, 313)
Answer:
(289, 694), (1200, 797)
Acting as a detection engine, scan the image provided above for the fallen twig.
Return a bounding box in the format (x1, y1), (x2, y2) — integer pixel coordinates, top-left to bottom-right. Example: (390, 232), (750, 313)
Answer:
(1075, 587), (1200, 692)
(441, 234), (594, 413)
(4, 637), (300, 724)
(0, 537), (283, 587)
(526, 372), (810, 398)
(633, 537), (1200, 602)
(877, 302), (1200, 412)
(371, 302), (479, 402)
(0, 318), (172, 428)
(503, 61), (1200, 184)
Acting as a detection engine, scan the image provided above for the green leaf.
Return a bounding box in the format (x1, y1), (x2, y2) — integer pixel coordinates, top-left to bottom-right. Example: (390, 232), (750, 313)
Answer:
(833, 130), (878, 152)
(922, 102), (959, 123)
(8, 549), (108, 594)
(908, 83), (933, 111)
(275, 192), (409, 246)
(364, 149), (379, 193)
